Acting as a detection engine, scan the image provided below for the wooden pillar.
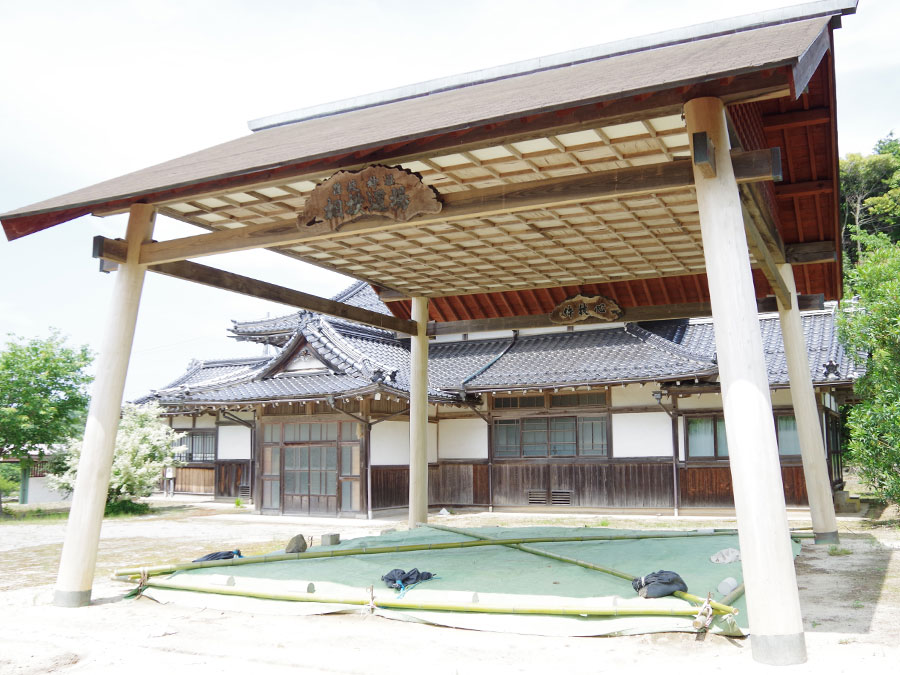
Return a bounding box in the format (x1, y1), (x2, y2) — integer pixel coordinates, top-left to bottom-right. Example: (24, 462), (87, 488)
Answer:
(408, 296), (429, 528)
(685, 98), (806, 665)
(53, 204), (155, 607)
(776, 262), (839, 544)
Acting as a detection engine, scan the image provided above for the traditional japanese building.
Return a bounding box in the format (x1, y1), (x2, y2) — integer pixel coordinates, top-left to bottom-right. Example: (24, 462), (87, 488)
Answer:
(141, 281), (861, 516)
(2, 0), (861, 662)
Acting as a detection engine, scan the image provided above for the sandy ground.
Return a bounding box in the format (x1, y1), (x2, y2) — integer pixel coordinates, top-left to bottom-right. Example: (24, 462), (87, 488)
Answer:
(1, 497), (898, 674)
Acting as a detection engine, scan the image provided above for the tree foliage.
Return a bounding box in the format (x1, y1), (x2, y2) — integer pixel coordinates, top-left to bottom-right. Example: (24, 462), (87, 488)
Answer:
(49, 402), (183, 504)
(837, 229), (900, 504)
(0, 331), (93, 463)
(838, 132), (900, 264)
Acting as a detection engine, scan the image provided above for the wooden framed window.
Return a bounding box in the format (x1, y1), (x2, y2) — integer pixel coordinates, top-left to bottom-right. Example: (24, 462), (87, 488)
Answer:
(492, 415), (609, 458)
(173, 431), (216, 463)
(775, 415), (801, 456)
(685, 416), (729, 459)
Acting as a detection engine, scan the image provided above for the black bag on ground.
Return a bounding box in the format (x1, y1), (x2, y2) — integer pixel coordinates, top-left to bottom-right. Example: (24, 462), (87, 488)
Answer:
(381, 568), (434, 589)
(632, 570), (687, 598)
(192, 549), (242, 562)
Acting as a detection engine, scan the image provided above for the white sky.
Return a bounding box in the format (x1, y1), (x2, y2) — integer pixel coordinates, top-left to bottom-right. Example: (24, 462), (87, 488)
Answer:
(0, 0), (895, 400)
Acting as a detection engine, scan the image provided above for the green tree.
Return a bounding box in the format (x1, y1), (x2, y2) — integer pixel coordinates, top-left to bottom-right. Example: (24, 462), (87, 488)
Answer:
(837, 229), (900, 505)
(0, 463), (21, 509)
(49, 402), (183, 504)
(839, 151), (899, 261)
(0, 331), (93, 464)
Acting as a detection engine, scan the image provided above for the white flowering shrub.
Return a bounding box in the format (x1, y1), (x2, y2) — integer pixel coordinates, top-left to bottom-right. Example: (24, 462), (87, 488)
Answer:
(49, 402), (184, 503)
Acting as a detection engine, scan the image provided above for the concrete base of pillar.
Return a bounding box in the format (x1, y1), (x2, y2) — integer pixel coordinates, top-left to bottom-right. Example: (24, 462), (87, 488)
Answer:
(53, 588), (91, 608)
(751, 632), (807, 665)
(813, 530), (840, 545)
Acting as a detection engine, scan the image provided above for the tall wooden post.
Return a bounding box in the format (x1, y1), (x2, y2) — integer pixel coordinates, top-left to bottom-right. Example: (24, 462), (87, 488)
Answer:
(53, 204), (155, 607)
(685, 98), (806, 665)
(777, 262), (839, 544)
(408, 296), (429, 528)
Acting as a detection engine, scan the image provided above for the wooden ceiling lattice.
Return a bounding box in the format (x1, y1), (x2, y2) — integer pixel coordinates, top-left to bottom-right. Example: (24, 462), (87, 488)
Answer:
(156, 115), (690, 234)
(285, 188), (703, 297)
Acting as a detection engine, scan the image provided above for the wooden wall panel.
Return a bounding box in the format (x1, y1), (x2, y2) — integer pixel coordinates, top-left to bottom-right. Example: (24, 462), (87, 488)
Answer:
(215, 461), (249, 498)
(371, 466), (409, 509)
(680, 464), (809, 507)
(175, 467), (214, 494)
(473, 464), (490, 505)
(491, 464), (550, 506)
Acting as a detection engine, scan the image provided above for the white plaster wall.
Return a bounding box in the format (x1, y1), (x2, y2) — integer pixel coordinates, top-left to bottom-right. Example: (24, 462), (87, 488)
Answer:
(25, 476), (71, 504)
(771, 388), (794, 407)
(171, 415), (193, 429)
(612, 412), (673, 458)
(611, 383), (657, 407)
(370, 421), (437, 465)
(676, 393), (723, 410)
(194, 415), (218, 429)
(438, 418), (488, 459)
(677, 416), (686, 461)
(217, 425), (251, 460)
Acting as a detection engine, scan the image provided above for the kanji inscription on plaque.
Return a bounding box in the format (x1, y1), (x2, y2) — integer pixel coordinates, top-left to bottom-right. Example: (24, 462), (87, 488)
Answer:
(549, 294), (623, 324)
(298, 166), (441, 233)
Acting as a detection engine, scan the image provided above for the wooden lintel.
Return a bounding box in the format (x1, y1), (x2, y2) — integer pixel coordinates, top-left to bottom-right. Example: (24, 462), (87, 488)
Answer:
(92, 236), (417, 335)
(425, 294), (824, 336)
(785, 240), (837, 264)
(137, 148), (781, 266)
(761, 107), (830, 131)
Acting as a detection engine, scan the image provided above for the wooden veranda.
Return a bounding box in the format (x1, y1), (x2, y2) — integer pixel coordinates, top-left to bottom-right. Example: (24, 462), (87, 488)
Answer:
(0, 1), (858, 665)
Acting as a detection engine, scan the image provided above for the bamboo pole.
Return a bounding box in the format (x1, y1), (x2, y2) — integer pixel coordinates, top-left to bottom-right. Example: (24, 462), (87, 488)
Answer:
(138, 576), (718, 619)
(112, 530), (739, 580)
(423, 523), (738, 615)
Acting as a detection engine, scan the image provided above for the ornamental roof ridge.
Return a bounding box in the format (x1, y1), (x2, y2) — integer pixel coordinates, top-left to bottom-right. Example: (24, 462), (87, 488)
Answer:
(624, 322), (718, 369)
(301, 316), (397, 385)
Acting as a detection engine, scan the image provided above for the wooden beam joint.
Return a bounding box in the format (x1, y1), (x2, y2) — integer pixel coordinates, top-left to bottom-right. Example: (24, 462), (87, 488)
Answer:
(92, 236), (417, 335)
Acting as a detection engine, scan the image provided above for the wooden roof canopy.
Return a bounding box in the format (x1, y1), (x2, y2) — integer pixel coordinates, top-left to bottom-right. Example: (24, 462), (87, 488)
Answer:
(1, 1), (856, 332)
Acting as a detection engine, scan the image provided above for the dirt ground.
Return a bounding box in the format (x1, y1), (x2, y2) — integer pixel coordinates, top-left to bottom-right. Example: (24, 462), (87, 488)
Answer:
(1, 497), (898, 674)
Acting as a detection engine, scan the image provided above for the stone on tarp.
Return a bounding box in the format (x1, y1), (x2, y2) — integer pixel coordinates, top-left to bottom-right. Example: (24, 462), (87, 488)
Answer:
(286, 534), (308, 553)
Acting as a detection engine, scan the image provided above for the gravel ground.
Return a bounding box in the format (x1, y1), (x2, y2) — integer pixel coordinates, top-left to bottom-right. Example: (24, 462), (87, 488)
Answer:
(0, 497), (898, 674)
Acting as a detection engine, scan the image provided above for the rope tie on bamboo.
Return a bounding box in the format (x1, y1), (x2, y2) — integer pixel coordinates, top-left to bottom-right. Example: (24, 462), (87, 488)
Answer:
(363, 585), (377, 614)
(692, 594), (714, 630)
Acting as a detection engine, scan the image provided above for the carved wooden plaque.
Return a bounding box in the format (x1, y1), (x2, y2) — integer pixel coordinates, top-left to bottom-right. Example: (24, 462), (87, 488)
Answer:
(298, 165), (441, 234)
(549, 294), (623, 324)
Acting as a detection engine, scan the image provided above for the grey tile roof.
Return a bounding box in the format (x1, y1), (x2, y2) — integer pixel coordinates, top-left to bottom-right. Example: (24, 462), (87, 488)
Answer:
(229, 282), (390, 344)
(145, 303), (861, 408)
(460, 324), (717, 391)
(642, 307), (865, 385)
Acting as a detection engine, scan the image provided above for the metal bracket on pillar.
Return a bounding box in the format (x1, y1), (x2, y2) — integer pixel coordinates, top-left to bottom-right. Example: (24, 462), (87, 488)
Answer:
(692, 132), (717, 178)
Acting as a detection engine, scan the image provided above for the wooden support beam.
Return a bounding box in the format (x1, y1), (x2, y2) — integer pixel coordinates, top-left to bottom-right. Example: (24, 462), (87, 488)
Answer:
(425, 294), (824, 336)
(774, 180), (834, 198)
(742, 204), (792, 309)
(785, 240), (837, 264)
(691, 132), (717, 178)
(761, 107), (830, 131)
(93, 236), (417, 335)
(137, 148), (782, 265)
(738, 183), (786, 262)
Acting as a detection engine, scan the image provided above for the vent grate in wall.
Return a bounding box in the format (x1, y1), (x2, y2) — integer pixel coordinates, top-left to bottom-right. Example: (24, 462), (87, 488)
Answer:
(526, 489), (548, 505)
(550, 490), (573, 505)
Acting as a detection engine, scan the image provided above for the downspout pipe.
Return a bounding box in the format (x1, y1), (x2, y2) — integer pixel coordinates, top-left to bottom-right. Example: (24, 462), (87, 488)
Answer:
(653, 390), (680, 517)
(460, 332), (519, 513)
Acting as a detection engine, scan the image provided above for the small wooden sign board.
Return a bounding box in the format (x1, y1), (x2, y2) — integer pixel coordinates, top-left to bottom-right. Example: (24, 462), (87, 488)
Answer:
(550, 294), (623, 324)
(298, 165), (441, 234)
